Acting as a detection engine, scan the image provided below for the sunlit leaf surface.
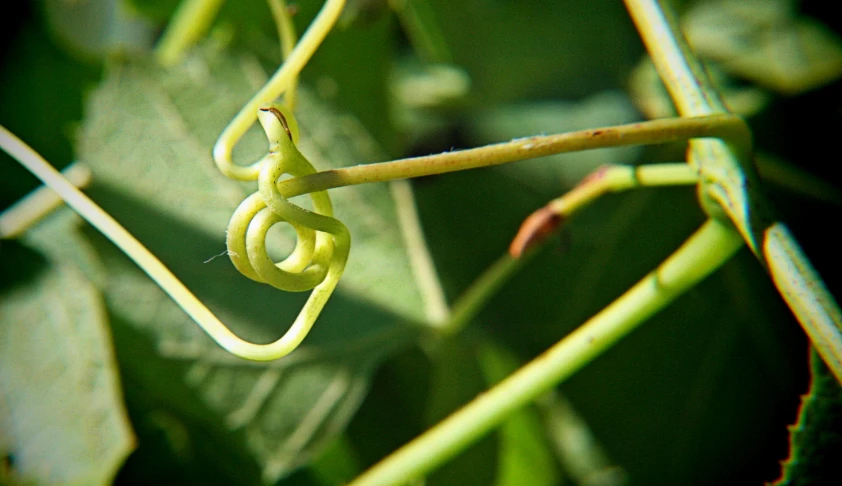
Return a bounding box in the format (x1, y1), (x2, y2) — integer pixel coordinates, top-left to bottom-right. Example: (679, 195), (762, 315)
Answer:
(0, 215), (134, 486)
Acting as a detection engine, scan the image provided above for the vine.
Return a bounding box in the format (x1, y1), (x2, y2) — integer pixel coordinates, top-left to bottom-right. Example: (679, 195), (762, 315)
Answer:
(1, 0), (840, 483)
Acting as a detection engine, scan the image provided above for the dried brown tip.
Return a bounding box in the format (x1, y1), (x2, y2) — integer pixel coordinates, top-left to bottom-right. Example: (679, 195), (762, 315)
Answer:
(509, 206), (564, 258)
(259, 106), (292, 140)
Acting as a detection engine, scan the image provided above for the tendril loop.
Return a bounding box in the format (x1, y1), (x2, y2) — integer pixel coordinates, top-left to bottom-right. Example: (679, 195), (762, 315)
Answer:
(219, 104), (350, 359)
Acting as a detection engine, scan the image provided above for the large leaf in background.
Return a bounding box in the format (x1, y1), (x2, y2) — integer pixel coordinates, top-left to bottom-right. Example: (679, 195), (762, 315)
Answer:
(0, 213), (134, 486)
(75, 47), (429, 482)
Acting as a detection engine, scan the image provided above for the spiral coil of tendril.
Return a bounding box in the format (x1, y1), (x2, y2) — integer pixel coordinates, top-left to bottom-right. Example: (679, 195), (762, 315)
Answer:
(215, 104), (350, 359)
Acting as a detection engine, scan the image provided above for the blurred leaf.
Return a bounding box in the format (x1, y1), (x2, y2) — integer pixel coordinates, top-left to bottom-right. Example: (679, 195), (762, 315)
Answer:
(424, 0), (642, 102)
(41, 0), (156, 59)
(683, 0), (842, 94)
(0, 212), (134, 486)
(74, 47), (428, 482)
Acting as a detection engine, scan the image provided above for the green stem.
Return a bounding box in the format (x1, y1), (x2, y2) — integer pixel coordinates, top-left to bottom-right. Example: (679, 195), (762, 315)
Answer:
(213, 0), (346, 181)
(154, 0), (226, 66)
(442, 254), (527, 336)
(349, 218), (744, 486)
(267, 0), (300, 109)
(627, 0), (842, 384)
(624, 0), (726, 117)
(764, 223), (842, 384)
(0, 161), (91, 239)
(628, 0), (842, 385)
(276, 114), (747, 198)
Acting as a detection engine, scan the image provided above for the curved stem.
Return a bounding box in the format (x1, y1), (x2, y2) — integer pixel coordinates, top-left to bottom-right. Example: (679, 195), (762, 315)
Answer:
(213, 0), (346, 180)
(0, 125), (337, 361)
(349, 218), (744, 486)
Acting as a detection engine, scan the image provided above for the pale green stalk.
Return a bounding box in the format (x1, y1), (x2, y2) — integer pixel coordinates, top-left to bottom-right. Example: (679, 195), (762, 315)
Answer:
(442, 163), (697, 337)
(442, 254), (526, 336)
(155, 0), (226, 66)
(0, 161), (91, 239)
(275, 114), (743, 198)
(0, 125), (335, 362)
(626, 0), (842, 383)
(349, 219), (744, 486)
(213, 0), (346, 181)
(267, 0), (299, 109)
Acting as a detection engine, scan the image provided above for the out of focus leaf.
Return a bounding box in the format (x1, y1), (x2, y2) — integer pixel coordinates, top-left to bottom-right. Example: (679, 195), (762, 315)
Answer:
(683, 0), (842, 94)
(74, 47), (428, 482)
(0, 212), (134, 486)
(42, 0), (155, 59)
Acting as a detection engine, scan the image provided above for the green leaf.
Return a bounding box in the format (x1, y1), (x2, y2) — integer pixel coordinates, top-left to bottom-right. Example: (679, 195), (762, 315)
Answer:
(0, 212), (134, 486)
(683, 0), (842, 94)
(773, 347), (842, 486)
(76, 47), (429, 482)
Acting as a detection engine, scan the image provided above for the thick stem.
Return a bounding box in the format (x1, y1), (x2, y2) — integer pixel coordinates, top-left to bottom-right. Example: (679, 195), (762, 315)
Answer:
(349, 218), (744, 486)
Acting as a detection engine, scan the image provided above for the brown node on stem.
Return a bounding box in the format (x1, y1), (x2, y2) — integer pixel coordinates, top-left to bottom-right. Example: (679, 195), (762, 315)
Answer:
(509, 206), (564, 258)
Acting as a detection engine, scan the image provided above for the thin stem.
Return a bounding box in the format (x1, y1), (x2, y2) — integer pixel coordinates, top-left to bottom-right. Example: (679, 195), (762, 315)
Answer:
(0, 162), (91, 239)
(442, 254), (528, 336)
(349, 218), (744, 486)
(391, 179), (450, 325)
(547, 163), (697, 218)
(510, 163), (697, 258)
(155, 0), (226, 66)
(442, 165), (696, 335)
(213, 0), (346, 181)
(624, 0), (725, 117)
(267, 0), (299, 109)
(0, 125), (333, 361)
(276, 114), (747, 198)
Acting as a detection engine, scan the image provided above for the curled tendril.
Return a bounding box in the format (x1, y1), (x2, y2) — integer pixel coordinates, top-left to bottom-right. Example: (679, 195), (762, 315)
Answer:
(220, 105), (350, 359)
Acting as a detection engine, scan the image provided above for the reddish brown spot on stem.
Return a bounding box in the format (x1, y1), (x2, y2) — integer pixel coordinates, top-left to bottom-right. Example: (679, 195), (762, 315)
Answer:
(509, 207), (564, 258)
(591, 130), (604, 136)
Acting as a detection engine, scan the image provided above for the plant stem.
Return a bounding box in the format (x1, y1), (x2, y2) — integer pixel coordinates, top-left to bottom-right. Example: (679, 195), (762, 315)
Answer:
(442, 254), (527, 336)
(0, 125), (327, 361)
(267, 0), (300, 109)
(764, 223), (842, 384)
(349, 218), (744, 486)
(627, 0), (842, 384)
(213, 0), (346, 180)
(155, 0), (226, 66)
(0, 162), (91, 239)
(276, 114), (746, 198)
